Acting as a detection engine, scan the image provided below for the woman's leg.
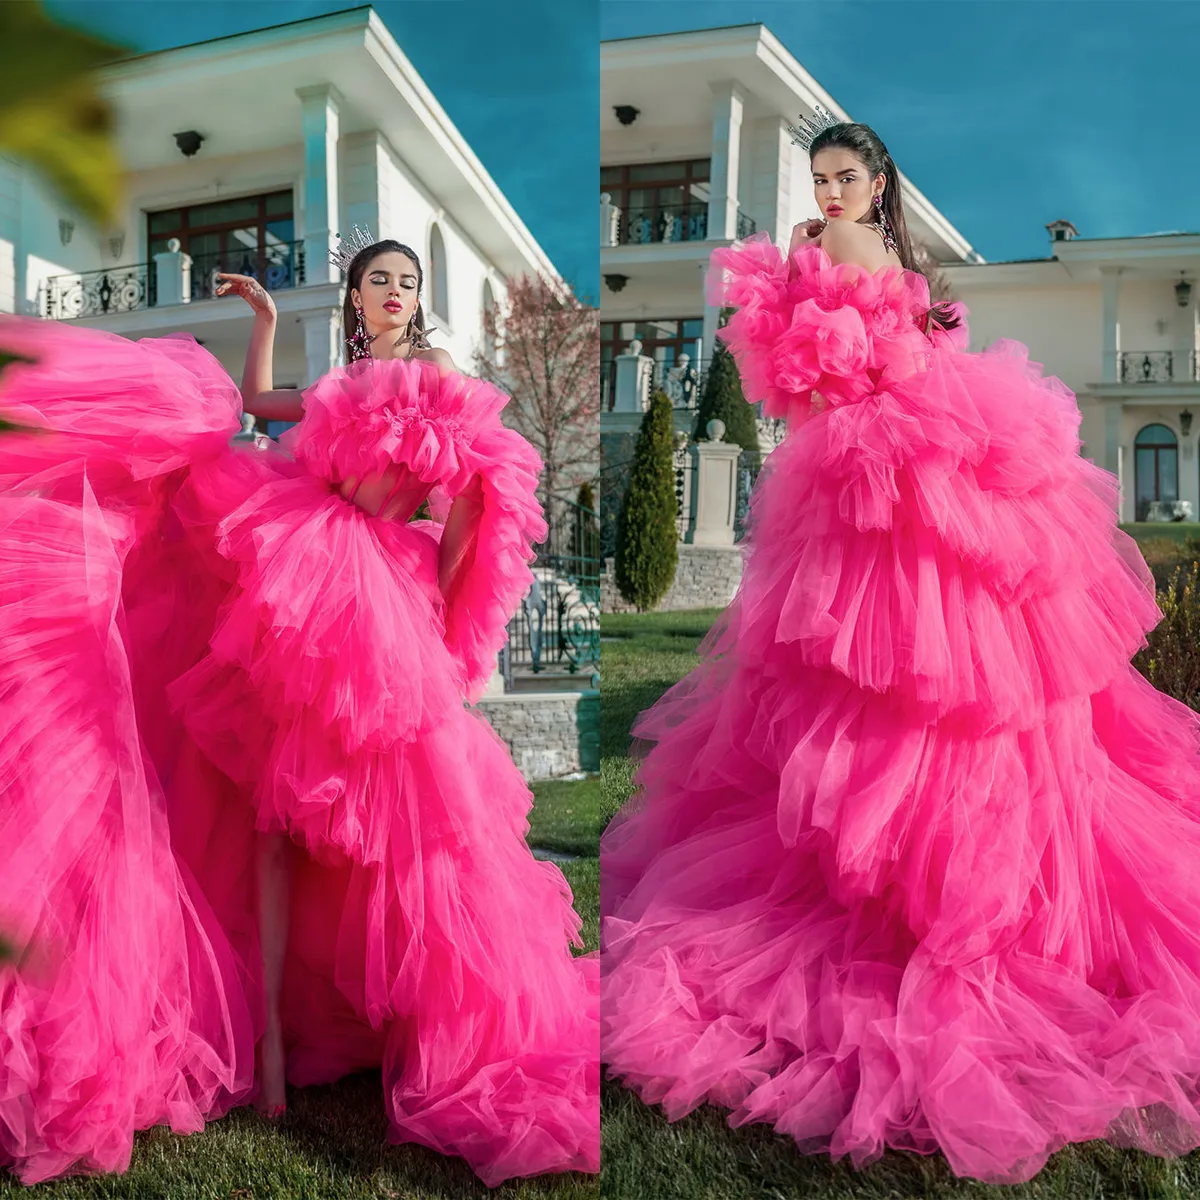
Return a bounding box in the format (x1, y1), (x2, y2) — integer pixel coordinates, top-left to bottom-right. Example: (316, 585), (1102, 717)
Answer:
(255, 831), (291, 1114)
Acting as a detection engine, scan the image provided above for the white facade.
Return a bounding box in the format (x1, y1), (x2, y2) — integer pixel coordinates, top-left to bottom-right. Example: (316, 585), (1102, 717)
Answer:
(0, 8), (558, 392)
(944, 231), (1200, 523)
(599, 22), (979, 415)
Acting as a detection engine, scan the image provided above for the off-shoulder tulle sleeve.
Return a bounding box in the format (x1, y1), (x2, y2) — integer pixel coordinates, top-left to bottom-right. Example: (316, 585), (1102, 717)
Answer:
(706, 233), (948, 424)
(283, 358), (546, 701)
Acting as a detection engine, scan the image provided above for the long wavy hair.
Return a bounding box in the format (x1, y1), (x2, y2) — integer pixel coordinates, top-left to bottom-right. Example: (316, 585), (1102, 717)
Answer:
(341, 239), (436, 361)
(808, 122), (960, 332)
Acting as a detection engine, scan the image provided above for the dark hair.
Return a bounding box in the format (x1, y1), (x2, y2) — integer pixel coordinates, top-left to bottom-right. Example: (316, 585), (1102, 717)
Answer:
(341, 239), (436, 360)
(808, 122), (960, 332)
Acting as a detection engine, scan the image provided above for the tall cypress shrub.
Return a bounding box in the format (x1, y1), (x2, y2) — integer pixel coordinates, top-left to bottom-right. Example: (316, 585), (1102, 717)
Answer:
(693, 340), (760, 459)
(615, 392), (678, 611)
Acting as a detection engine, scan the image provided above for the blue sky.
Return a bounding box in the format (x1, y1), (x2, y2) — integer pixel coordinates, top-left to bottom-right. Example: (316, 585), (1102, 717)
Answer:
(46, 0), (599, 299)
(601, 0), (1200, 264)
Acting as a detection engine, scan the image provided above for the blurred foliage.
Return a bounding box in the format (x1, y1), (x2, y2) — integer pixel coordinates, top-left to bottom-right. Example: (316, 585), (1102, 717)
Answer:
(0, 0), (126, 228)
(1134, 561), (1200, 712)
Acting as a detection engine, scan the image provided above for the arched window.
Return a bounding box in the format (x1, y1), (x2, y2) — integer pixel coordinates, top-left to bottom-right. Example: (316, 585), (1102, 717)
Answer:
(481, 278), (498, 358)
(428, 223), (448, 323)
(1134, 422), (1179, 520)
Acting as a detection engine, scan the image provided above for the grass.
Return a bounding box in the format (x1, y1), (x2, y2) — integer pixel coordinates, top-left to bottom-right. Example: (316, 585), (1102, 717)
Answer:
(1120, 522), (1200, 546)
(598, 608), (1200, 1200)
(1, 779), (600, 1200)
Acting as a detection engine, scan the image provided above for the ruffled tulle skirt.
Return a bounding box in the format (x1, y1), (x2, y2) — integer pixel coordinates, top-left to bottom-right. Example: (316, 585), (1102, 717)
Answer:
(0, 319), (598, 1185)
(600, 324), (1200, 1183)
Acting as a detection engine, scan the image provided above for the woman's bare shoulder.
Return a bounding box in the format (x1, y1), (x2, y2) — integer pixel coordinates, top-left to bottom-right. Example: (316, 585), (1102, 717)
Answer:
(413, 346), (456, 372)
(820, 219), (893, 271)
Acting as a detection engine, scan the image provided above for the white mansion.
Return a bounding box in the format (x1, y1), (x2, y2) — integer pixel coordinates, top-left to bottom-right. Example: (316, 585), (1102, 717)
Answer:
(600, 23), (1200, 527)
(0, 6), (556, 433)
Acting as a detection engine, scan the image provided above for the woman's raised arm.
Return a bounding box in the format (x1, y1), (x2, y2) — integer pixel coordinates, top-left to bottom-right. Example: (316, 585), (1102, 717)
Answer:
(215, 272), (305, 423)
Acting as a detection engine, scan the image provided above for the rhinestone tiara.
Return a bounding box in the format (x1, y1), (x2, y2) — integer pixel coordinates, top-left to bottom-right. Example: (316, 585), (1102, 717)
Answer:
(786, 105), (845, 152)
(328, 224), (376, 275)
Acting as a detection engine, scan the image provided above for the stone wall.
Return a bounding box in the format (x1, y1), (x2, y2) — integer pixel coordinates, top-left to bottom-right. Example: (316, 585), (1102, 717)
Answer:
(474, 689), (600, 781)
(601, 544), (743, 613)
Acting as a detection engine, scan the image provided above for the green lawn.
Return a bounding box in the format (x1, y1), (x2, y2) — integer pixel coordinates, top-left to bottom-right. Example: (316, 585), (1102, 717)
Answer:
(599, 608), (1200, 1200)
(1, 780), (600, 1200)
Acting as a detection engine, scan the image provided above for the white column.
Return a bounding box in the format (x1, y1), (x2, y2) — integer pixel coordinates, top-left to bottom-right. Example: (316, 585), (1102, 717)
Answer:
(708, 82), (745, 241)
(686, 421), (743, 546)
(612, 339), (652, 412)
(153, 238), (192, 306)
(600, 193), (620, 248)
(297, 85), (342, 286)
(303, 307), (342, 385)
(1103, 401), (1124, 518)
(1101, 267), (1122, 383)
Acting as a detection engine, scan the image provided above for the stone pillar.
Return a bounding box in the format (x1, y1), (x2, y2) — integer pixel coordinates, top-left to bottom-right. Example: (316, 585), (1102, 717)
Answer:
(303, 307), (342, 385)
(708, 82), (745, 241)
(686, 419), (742, 546)
(153, 238), (192, 306)
(1103, 402), (1125, 518)
(297, 84), (342, 287)
(611, 338), (653, 413)
(600, 192), (620, 248)
(1101, 267), (1122, 384)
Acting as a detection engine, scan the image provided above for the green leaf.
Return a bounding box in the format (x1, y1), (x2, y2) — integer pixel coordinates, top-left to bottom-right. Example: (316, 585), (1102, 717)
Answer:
(0, 1), (127, 226)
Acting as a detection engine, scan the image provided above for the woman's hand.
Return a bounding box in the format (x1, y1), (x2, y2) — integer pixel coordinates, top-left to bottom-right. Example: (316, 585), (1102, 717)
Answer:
(215, 272), (277, 319)
(788, 218), (827, 255)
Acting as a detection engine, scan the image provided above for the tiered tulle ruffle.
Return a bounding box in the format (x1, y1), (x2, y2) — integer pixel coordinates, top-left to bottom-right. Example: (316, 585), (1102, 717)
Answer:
(0, 321), (253, 1183)
(0, 321), (597, 1186)
(601, 238), (1200, 1184)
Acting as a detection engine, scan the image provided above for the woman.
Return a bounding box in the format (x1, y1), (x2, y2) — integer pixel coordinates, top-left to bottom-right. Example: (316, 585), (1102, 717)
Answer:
(0, 235), (598, 1186)
(600, 116), (1200, 1184)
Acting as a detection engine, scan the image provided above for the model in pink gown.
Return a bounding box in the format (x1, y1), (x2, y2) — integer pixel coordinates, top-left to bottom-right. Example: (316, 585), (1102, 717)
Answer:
(0, 317), (598, 1186)
(601, 233), (1200, 1184)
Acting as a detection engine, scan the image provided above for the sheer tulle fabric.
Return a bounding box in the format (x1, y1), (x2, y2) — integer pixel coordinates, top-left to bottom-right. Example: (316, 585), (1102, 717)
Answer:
(601, 237), (1200, 1183)
(0, 320), (597, 1185)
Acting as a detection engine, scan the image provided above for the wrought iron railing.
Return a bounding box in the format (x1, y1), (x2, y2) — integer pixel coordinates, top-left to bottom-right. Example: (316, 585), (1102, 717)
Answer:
(42, 240), (306, 320)
(44, 263), (152, 320)
(600, 360), (616, 411)
(187, 241), (306, 303)
(620, 204), (708, 245)
(1119, 350), (1200, 384)
(734, 448), (764, 541)
(616, 205), (757, 246)
(652, 358), (708, 409)
(501, 492), (600, 686)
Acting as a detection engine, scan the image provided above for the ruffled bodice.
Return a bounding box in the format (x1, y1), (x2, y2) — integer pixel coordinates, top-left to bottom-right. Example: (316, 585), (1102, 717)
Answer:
(709, 236), (967, 423)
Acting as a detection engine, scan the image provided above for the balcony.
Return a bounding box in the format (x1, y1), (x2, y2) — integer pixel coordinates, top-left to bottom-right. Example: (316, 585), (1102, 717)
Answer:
(601, 355), (711, 413)
(1119, 350), (1200, 384)
(43, 241), (307, 320)
(601, 195), (756, 249)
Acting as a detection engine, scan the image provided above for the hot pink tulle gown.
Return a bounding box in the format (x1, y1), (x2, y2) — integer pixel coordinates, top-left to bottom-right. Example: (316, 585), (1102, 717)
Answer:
(0, 318), (598, 1186)
(601, 235), (1200, 1184)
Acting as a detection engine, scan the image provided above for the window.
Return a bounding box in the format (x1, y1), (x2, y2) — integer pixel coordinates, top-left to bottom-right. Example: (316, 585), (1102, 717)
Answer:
(600, 317), (703, 410)
(481, 278), (498, 358)
(600, 160), (711, 244)
(1134, 423), (1179, 520)
(428, 223), (448, 323)
(147, 190), (298, 299)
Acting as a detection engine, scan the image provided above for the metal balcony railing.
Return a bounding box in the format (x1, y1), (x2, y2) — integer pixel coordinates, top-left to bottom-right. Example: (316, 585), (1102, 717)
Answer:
(1118, 349), (1200, 384)
(613, 205), (757, 247)
(43, 240), (307, 320)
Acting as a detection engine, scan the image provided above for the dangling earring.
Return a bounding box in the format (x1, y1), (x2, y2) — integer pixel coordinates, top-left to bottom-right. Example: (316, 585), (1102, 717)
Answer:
(874, 194), (898, 254)
(348, 304), (371, 362)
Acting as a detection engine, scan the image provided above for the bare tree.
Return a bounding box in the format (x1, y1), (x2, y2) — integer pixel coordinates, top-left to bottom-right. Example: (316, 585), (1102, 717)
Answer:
(473, 275), (599, 500)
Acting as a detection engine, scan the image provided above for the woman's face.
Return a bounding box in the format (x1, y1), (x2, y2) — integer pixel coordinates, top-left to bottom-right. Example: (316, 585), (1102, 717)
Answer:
(811, 147), (885, 224)
(352, 251), (421, 334)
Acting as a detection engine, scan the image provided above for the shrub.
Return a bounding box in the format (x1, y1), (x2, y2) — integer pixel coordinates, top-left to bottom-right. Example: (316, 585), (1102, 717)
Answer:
(615, 392), (678, 611)
(1134, 560), (1200, 711)
(692, 340), (760, 459)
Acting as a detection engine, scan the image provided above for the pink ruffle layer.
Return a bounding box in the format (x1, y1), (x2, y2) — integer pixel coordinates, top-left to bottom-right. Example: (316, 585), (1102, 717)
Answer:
(0, 319), (596, 1186)
(602, 240), (1200, 1183)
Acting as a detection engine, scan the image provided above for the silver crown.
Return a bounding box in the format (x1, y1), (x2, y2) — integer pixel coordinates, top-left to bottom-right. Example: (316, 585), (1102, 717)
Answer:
(786, 105), (844, 152)
(328, 224), (376, 275)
